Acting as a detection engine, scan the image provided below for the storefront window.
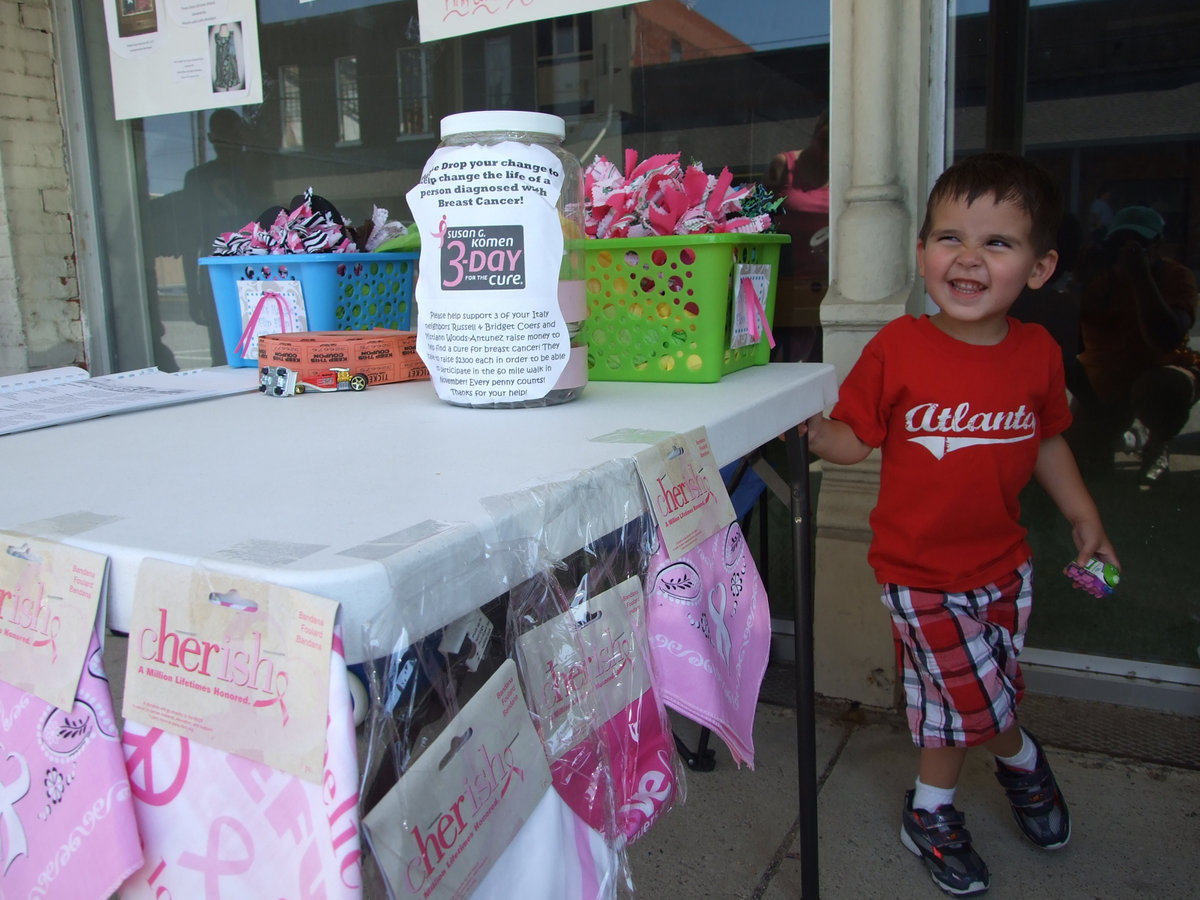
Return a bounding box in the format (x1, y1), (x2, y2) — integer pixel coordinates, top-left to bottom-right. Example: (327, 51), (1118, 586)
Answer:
(951, 0), (1200, 670)
(76, 0), (831, 377)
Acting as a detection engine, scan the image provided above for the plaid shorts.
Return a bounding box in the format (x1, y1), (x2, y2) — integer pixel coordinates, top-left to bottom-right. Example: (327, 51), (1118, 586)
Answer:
(882, 560), (1033, 748)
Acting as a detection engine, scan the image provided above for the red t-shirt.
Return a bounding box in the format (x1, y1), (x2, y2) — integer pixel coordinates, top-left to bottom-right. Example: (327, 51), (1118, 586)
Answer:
(832, 315), (1072, 591)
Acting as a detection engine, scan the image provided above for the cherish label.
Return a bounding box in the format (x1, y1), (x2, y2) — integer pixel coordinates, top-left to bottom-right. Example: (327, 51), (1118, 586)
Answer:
(0, 533), (106, 710)
(123, 559), (335, 783)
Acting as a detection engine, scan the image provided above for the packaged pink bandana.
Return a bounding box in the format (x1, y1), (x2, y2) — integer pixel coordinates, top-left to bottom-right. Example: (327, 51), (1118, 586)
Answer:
(513, 575), (681, 845)
(0, 624), (143, 899)
(119, 630), (362, 899)
(644, 521), (771, 768)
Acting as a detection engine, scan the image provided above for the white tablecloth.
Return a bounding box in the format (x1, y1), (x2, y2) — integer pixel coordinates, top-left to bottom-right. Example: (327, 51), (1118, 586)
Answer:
(0, 363), (836, 662)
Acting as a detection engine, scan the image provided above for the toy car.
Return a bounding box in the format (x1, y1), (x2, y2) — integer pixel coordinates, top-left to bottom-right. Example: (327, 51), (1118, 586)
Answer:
(297, 367), (368, 393)
(260, 365), (299, 397)
(259, 365), (367, 396)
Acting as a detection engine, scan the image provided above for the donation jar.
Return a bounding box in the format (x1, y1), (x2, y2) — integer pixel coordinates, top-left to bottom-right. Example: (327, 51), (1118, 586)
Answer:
(407, 110), (588, 408)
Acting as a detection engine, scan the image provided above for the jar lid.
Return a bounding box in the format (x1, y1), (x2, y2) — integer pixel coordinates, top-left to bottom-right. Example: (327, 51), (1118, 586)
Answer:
(440, 110), (565, 140)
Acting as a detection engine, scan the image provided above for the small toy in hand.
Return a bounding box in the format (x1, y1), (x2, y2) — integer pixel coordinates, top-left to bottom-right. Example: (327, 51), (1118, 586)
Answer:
(1064, 557), (1120, 597)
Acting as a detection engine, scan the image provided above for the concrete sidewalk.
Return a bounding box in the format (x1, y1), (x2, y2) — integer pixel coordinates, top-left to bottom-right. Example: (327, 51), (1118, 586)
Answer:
(631, 691), (1200, 899)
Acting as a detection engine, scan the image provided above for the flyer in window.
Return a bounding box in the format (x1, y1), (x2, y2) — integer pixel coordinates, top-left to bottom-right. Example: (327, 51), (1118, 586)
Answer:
(103, 0), (263, 119)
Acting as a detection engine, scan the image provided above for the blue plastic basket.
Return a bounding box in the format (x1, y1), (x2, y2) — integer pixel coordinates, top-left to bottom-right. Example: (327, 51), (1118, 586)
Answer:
(200, 252), (418, 366)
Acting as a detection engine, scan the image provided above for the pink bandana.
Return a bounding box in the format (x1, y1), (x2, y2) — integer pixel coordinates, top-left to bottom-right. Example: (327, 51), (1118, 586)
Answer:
(0, 624), (143, 899)
(644, 522), (771, 767)
(119, 630), (362, 899)
(550, 688), (678, 844)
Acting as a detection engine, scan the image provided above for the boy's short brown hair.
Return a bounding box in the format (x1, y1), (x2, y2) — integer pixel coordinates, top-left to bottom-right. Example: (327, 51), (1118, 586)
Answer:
(919, 152), (1063, 257)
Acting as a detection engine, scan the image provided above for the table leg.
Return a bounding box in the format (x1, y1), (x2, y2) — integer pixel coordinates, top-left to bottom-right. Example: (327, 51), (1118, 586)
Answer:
(785, 428), (819, 898)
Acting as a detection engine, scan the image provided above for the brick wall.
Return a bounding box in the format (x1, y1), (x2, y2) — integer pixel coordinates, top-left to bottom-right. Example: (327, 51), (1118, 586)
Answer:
(0, 0), (82, 376)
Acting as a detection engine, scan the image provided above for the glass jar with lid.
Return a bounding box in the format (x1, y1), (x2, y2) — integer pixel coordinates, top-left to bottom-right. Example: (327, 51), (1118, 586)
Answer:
(407, 110), (587, 408)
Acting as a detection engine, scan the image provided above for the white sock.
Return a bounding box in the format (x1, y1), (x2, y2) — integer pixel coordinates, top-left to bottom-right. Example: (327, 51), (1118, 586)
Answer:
(995, 728), (1038, 772)
(913, 777), (957, 812)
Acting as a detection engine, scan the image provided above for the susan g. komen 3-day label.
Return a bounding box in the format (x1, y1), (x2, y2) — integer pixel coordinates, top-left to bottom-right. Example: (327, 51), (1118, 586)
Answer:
(122, 558), (335, 782)
(363, 658), (552, 900)
(0, 531), (107, 709)
(408, 141), (570, 405)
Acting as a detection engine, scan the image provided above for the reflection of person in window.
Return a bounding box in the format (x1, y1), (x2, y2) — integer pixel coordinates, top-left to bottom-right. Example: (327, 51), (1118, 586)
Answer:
(213, 24), (240, 92)
(764, 112), (830, 362)
(181, 109), (254, 365)
(1069, 206), (1200, 488)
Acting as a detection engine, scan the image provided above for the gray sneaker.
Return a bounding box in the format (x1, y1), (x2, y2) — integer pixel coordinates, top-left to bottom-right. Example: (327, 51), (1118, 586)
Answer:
(993, 733), (1071, 850)
(900, 790), (990, 896)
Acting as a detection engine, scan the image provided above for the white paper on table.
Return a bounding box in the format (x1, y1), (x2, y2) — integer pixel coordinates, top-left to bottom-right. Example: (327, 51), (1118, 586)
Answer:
(0, 367), (259, 436)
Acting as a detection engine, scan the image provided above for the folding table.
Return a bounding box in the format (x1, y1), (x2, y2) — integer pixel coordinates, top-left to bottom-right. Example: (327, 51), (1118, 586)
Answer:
(0, 361), (836, 898)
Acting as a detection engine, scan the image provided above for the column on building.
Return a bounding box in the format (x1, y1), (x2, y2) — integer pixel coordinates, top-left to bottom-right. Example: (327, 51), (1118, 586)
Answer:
(816, 0), (942, 707)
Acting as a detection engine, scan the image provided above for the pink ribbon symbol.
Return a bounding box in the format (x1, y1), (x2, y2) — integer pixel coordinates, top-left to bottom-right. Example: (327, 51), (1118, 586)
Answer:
(740, 276), (776, 349)
(0, 751), (31, 876)
(251, 671), (290, 726)
(236, 290), (298, 357)
(178, 816), (254, 899)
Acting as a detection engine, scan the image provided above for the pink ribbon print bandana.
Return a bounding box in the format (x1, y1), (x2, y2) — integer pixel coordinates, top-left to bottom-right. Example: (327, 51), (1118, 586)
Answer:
(119, 630), (362, 900)
(0, 623), (143, 900)
(644, 522), (771, 768)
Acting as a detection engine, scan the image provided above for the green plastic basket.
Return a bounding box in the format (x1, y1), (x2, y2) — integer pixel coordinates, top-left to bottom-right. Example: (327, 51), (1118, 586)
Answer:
(582, 234), (788, 383)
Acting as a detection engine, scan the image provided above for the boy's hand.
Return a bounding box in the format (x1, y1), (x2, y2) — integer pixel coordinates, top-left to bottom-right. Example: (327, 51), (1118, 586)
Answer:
(796, 413), (872, 465)
(1071, 519), (1120, 573)
(796, 412), (824, 440)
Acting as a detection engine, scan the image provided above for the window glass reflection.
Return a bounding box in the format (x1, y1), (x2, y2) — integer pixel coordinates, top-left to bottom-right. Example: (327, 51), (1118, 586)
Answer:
(953, 0), (1200, 668)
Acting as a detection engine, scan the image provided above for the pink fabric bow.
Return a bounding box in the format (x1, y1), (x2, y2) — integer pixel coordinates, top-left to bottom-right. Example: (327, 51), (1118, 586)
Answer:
(584, 151), (773, 238)
(235, 289), (298, 357)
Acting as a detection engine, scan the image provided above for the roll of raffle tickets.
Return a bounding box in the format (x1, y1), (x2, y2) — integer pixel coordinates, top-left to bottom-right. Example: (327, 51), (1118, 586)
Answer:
(408, 110), (588, 408)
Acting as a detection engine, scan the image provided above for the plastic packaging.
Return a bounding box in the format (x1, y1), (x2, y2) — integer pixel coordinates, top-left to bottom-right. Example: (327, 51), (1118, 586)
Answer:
(407, 110), (588, 408)
(1064, 557), (1120, 597)
(356, 466), (687, 899)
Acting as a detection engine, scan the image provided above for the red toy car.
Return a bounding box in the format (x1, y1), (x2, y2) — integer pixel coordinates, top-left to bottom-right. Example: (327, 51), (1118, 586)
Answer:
(260, 366), (367, 396)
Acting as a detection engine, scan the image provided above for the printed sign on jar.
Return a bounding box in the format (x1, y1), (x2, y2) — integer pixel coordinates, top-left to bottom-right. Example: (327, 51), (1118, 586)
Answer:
(408, 142), (570, 406)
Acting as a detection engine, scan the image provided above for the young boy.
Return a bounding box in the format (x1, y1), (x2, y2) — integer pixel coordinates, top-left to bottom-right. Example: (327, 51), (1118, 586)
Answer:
(802, 152), (1120, 897)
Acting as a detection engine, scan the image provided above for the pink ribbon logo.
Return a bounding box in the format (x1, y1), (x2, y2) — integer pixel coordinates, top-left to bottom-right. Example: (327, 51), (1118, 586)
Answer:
(740, 276), (776, 349)
(178, 816), (255, 899)
(0, 750), (31, 875)
(236, 290), (298, 357)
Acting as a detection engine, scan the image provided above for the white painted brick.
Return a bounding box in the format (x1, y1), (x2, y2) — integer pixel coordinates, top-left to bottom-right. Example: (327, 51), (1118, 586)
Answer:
(0, 47), (21, 74)
(0, 71), (54, 101)
(0, 93), (56, 122)
(12, 229), (71, 257)
(18, 3), (52, 34)
(2, 162), (41, 190)
(22, 49), (52, 79)
(0, 140), (61, 168)
(0, 2), (20, 30)
(0, 119), (61, 148)
(40, 187), (68, 213)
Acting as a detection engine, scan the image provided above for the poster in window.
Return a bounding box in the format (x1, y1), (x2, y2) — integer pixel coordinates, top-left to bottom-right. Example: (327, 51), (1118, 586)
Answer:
(103, 0), (262, 119)
(417, 0), (648, 43)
